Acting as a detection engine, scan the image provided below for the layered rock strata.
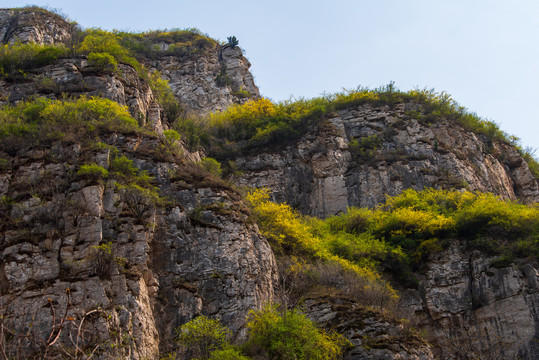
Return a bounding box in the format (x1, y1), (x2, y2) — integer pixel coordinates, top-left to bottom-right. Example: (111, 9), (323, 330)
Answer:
(236, 103), (539, 217)
(0, 136), (277, 358)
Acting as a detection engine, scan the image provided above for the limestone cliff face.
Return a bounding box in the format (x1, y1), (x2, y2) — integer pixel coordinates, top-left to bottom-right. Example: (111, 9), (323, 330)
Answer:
(149, 44), (259, 115)
(0, 8), (73, 45)
(236, 103), (539, 217)
(0, 136), (277, 358)
(401, 244), (539, 359)
(2, 8), (539, 360)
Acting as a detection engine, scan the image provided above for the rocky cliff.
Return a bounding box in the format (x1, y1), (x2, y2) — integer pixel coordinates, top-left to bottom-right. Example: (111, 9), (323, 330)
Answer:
(401, 243), (539, 359)
(0, 7), (73, 45)
(1, 7), (539, 360)
(0, 7), (259, 117)
(149, 44), (259, 115)
(236, 103), (539, 218)
(0, 134), (277, 358)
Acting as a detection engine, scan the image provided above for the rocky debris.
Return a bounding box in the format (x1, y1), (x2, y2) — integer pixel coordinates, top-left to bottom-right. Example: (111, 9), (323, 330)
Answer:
(302, 296), (434, 359)
(400, 243), (539, 359)
(0, 136), (277, 359)
(236, 103), (539, 217)
(0, 8), (73, 45)
(151, 45), (260, 116)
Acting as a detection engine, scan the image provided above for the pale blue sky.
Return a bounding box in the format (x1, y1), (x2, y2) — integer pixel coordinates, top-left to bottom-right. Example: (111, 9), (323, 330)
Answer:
(3, 0), (539, 151)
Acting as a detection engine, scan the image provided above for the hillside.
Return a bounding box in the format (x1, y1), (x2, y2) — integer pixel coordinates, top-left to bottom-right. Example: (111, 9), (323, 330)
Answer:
(0, 6), (538, 360)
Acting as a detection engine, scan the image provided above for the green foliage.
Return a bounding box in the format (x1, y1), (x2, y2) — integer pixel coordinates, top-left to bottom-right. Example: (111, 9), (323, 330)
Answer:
(148, 71), (183, 121)
(216, 67), (231, 87)
(116, 183), (160, 220)
(209, 348), (250, 360)
(0, 43), (69, 80)
(248, 187), (539, 291)
(246, 189), (398, 306)
(110, 155), (138, 177)
(117, 28), (217, 60)
(77, 163), (109, 181)
(227, 36), (239, 48)
(77, 29), (141, 71)
(0, 97), (140, 149)
(200, 157), (222, 177)
(243, 305), (348, 360)
(87, 52), (118, 73)
(349, 135), (382, 159)
(232, 88), (251, 99)
(164, 129), (181, 145)
(176, 316), (230, 360)
(172, 116), (208, 151)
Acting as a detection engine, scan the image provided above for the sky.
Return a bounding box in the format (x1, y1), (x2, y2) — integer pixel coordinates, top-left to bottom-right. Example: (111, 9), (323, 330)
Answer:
(3, 0), (539, 150)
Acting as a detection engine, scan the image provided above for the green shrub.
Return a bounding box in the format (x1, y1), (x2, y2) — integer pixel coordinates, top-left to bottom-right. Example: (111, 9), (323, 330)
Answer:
(249, 187), (539, 290)
(87, 52), (118, 72)
(172, 116), (208, 151)
(243, 305), (348, 360)
(216, 68), (231, 87)
(200, 157), (222, 177)
(0, 97), (140, 148)
(148, 71), (183, 121)
(232, 89), (251, 98)
(246, 189), (398, 307)
(117, 28), (217, 60)
(116, 183), (160, 219)
(209, 348), (250, 360)
(164, 129), (181, 145)
(0, 43), (69, 80)
(110, 155), (138, 177)
(77, 29), (140, 71)
(227, 36), (239, 48)
(176, 316), (230, 360)
(349, 135), (382, 159)
(77, 163), (109, 181)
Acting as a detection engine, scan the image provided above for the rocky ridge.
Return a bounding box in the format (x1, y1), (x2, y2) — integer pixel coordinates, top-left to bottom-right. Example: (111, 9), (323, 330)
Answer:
(236, 103), (539, 217)
(0, 7), (73, 45)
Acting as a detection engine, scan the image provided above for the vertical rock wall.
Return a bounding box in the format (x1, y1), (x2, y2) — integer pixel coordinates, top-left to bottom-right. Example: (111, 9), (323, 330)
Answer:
(0, 137), (277, 358)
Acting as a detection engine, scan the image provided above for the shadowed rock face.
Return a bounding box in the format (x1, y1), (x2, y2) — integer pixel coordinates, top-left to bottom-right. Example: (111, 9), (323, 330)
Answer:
(400, 244), (539, 359)
(303, 296), (435, 360)
(0, 137), (277, 359)
(236, 103), (539, 217)
(0, 8), (73, 45)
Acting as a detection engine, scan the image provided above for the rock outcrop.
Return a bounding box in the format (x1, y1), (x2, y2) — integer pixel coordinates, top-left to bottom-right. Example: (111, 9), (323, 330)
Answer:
(0, 136), (277, 358)
(0, 8), (73, 45)
(0, 58), (157, 122)
(236, 103), (539, 217)
(150, 44), (260, 116)
(401, 244), (539, 359)
(303, 296), (435, 360)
